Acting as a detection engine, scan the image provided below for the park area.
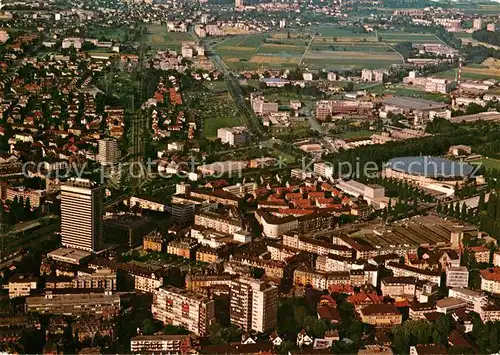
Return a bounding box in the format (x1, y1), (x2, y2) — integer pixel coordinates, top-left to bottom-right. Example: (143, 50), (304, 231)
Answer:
(212, 26), (441, 71)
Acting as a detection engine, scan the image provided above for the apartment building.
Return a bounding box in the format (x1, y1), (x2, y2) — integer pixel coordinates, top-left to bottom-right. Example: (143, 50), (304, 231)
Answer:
(448, 288), (487, 314)
(167, 238), (198, 259)
(130, 334), (192, 354)
(217, 127), (248, 146)
(185, 274), (234, 293)
(171, 202), (196, 225)
(386, 262), (441, 286)
(283, 232), (354, 258)
(381, 276), (419, 300)
(230, 277), (278, 333)
(446, 266), (469, 288)
(480, 268), (500, 294)
(316, 254), (353, 272)
(360, 304), (402, 326)
(26, 290), (120, 318)
(151, 285), (215, 336)
(194, 211), (242, 234)
(143, 231), (165, 252)
(73, 268), (116, 291)
(5, 186), (45, 208)
(361, 69), (386, 82)
(97, 138), (120, 166)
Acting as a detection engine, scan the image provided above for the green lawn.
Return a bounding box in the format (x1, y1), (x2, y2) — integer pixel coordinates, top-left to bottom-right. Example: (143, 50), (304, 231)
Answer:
(146, 24), (193, 51)
(337, 130), (375, 139)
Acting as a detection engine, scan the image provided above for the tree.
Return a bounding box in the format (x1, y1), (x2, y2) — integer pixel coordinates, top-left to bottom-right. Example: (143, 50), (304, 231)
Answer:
(142, 318), (155, 335)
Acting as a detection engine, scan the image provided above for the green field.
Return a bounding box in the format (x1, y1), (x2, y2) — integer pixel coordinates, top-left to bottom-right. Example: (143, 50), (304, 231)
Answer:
(88, 26), (126, 41)
(378, 32), (441, 44)
(146, 24), (193, 51)
(337, 130), (375, 139)
(470, 158), (500, 171)
(434, 67), (500, 81)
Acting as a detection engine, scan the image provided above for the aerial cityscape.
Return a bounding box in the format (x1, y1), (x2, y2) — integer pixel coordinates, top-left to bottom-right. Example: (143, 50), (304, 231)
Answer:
(2, 0), (500, 353)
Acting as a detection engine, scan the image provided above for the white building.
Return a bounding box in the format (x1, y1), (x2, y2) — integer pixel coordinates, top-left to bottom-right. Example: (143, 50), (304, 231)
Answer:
(446, 266), (469, 288)
(61, 178), (103, 252)
(230, 277), (278, 333)
(448, 287), (487, 314)
(217, 127), (248, 146)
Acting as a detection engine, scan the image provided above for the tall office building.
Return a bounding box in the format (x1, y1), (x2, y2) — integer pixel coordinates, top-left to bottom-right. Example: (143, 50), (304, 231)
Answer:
(230, 277), (278, 333)
(235, 0), (242, 9)
(97, 138), (120, 166)
(61, 178), (103, 252)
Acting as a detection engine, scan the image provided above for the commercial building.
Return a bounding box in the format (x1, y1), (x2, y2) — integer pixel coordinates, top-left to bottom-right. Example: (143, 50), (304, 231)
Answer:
(217, 127), (248, 146)
(446, 266), (469, 288)
(130, 334), (192, 354)
(384, 156), (474, 188)
(26, 290), (120, 318)
(436, 297), (467, 314)
(129, 196), (167, 212)
(336, 180), (385, 207)
(60, 178), (103, 252)
(73, 268), (117, 291)
(97, 138), (120, 166)
(380, 96), (448, 125)
(230, 277), (278, 333)
(360, 304), (402, 326)
(4, 274), (38, 298)
(47, 248), (92, 265)
(151, 285), (215, 336)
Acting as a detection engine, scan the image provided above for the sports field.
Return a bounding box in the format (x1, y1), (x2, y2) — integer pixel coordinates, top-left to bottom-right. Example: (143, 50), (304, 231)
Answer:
(146, 24), (193, 51)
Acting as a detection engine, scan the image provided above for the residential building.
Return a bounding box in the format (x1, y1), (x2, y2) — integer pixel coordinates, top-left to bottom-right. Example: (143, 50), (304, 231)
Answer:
(26, 290), (120, 318)
(446, 266), (469, 288)
(494, 251), (500, 267)
(230, 277), (278, 333)
(130, 334), (192, 354)
(60, 178), (103, 252)
(171, 202), (196, 225)
(74, 268), (117, 291)
(473, 18), (483, 30)
(360, 304), (402, 326)
(143, 231), (165, 252)
(5, 186), (45, 208)
(448, 288), (486, 314)
(386, 262), (441, 286)
(167, 238), (198, 259)
(151, 285), (215, 336)
(194, 211), (242, 234)
(217, 127), (248, 146)
(381, 276), (419, 300)
(480, 267), (500, 294)
(469, 246), (490, 263)
(487, 23), (496, 32)
(97, 138), (120, 166)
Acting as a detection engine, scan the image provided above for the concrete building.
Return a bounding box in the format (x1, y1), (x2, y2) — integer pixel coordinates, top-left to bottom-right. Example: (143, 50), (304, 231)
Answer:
(167, 238), (198, 259)
(151, 285), (215, 336)
(26, 290), (120, 318)
(5, 186), (45, 208)
(446, 266), (469, 288)
(217, 127), (248, 146)
(336, 180), (385, 207)
(480, 267), (500, 294)
(97, 138), (120, 166)
(386, 262), (441, 286)
(448, 288), (487, 314)
(171, 202), (196, 225)
(230, 277), (278, 333)
(361, 69), (385, 82)
(3, 274), (38, 299)
(195, 211), (242, 234)
(60, 178), (103, 252)
(473, 18), (483, 30)
(487, 23), (496, 32)
(130, 335), (192, 354)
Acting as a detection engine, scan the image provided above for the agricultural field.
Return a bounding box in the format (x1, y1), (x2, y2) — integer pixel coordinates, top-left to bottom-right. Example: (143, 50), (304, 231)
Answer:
(434, 58), (500, 80)
(146, 24), (193, 51)
(301, 50), (403, 70)
(377, 32), (441, 44)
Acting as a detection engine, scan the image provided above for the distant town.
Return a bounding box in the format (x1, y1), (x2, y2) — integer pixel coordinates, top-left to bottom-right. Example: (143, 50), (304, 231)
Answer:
(2, 0), (500, 354)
